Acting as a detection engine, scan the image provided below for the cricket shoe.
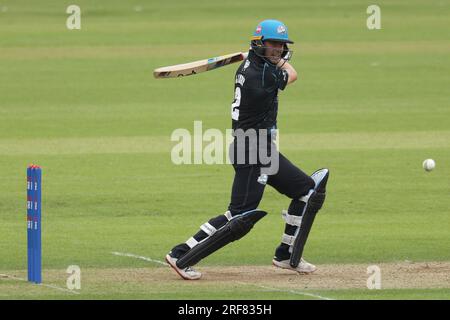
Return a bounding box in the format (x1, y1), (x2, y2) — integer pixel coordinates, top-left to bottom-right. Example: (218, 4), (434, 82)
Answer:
(272, 257), (317, 274)
(165, 254), (202, 280)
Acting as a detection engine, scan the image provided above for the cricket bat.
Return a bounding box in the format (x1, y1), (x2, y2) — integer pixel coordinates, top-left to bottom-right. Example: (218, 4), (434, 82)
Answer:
(153, 51), (248, 79)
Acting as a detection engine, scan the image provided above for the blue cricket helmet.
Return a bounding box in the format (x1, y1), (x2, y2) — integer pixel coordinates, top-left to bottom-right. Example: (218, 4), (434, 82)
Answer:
(252, 19), (293, 44)
(250, 19), (294, 64)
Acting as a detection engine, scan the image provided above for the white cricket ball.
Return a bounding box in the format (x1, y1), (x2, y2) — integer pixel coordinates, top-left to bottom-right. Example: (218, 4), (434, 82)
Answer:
(422, 159), (435, 172)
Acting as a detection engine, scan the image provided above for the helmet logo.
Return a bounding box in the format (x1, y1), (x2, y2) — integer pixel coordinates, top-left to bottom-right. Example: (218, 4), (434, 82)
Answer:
(277, 25), (286, 34)
(256, 25), (262, 34)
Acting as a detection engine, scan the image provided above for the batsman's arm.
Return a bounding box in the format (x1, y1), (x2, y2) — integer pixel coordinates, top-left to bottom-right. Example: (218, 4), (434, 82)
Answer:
(277, 59), (297, 85)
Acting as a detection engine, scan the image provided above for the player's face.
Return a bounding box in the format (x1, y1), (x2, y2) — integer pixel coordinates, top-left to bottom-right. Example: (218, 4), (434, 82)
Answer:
(264, 41), (284, 64)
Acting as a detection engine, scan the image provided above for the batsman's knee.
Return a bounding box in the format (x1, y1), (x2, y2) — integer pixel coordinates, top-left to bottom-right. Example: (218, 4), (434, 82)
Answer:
(284, 176), (315, 200)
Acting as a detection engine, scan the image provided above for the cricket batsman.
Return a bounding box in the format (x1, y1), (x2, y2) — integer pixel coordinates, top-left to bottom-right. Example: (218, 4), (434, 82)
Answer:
(166, 19), (329, 280)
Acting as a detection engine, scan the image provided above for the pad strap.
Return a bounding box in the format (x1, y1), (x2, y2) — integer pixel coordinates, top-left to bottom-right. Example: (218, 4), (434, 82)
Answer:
(281, 234), (296, 246)
(299, 189), (314, 203)
(224, 210), (233, 221)
(185, 237), (198, 249)
(281, 210), (302, 226)
(200, 222), (217, 236)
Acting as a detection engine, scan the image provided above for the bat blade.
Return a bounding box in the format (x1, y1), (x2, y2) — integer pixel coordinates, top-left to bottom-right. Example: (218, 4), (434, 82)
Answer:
(153, 52), (247, 79)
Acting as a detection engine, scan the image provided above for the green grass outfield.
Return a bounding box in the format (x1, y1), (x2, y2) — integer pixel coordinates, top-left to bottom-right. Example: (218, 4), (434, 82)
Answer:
(0, 0), (449, 299)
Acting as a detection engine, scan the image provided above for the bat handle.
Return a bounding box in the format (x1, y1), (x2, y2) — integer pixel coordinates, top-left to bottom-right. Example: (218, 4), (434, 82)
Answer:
(241, 52), (249, 60)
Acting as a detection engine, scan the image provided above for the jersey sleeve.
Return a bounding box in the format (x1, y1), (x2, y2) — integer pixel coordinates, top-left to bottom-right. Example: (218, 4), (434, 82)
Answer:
(277, 68), (289, 91)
